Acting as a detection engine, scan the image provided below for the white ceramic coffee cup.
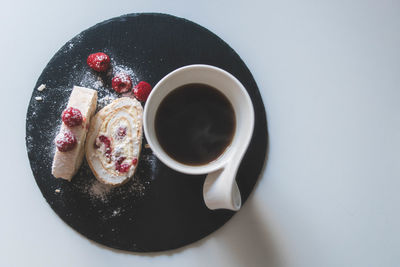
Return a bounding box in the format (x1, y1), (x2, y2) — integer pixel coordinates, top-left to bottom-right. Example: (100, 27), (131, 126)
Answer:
(143, 64), (254, 211)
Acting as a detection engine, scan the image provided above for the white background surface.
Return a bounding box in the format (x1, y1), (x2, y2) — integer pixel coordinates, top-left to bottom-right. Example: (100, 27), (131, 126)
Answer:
(1, 0), (399, 266)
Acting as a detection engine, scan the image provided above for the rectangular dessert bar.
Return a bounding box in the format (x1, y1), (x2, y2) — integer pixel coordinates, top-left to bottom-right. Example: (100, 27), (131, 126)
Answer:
(51, 86), (97, 180)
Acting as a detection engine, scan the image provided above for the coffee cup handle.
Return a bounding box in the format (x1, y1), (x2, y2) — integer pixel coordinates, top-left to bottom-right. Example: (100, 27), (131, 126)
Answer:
(203, 160), (241, 211)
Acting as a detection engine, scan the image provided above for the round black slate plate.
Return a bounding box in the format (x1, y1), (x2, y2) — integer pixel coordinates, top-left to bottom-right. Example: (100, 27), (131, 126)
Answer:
(26, 13), (267, 252)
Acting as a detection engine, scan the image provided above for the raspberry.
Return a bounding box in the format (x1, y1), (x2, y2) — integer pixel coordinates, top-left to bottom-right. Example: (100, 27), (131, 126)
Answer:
(115, 157), (130, 172)
(116, 126), (127, 139)
(112, 73), (132, 93)
(98, 135), (111, 147)
(55, 130), (77, 152)
(132, 158), (138, 166)
(118, 163), (131, 173)
(117, 157), (126, 164)
(133, 81), (152, 102)
(62, 107), (83, 127)
(98, 135), (112, 159)
(87, 52), (110, 72)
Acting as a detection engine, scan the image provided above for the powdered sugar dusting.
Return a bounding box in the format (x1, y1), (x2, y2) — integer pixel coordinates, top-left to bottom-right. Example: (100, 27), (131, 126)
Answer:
(112, 208), (121, 216)
(113, 64), (139, 84)
(71, 156), (152, 206)
(55, 128), (72, 143)
(27, 86), (68, 172)
(88, 179), (113, 201)
(79, 71), (104, 90)
(27, 47), (154, 224)
(98, 95), (117, 109)
(63, 33), (82, 53)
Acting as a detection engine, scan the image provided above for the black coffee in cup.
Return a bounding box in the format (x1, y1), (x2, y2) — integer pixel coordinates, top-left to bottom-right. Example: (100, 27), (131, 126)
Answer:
(155, 83), (236, 166)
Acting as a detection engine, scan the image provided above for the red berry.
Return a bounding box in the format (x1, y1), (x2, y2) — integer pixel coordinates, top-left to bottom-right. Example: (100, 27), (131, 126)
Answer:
(87, 52), (110, 72)
(117, 157), (126, 165)
(116, 126), (127, 139)
(118, 163), (131, 173)
(98, 135), (111, 147)
(55, 130), (77, 152)
(62, 107), (83, 127)
(133, 81), (152, 102)
(132, 158), (138, 166)
(112, 73), (132, 93)
(115, 157), (130, 172)
(97, 135), (112, 159)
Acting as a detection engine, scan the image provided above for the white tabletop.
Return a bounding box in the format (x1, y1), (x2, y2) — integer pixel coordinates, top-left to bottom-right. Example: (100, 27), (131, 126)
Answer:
(1, 1), (399, 267)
